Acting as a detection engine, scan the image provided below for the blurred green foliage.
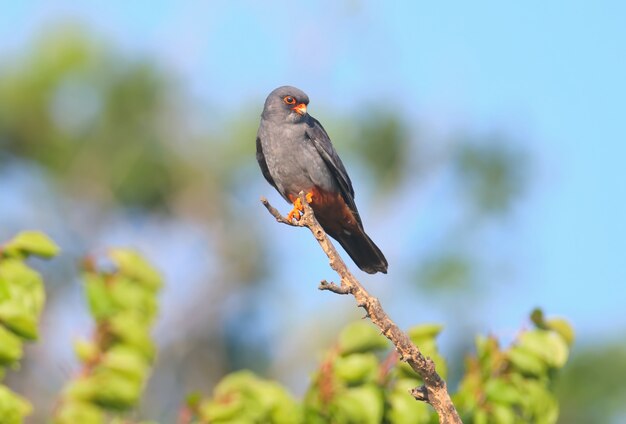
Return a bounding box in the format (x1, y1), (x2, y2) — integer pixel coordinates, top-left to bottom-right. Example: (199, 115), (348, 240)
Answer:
(192, 311), (572, 424)
(454, 309), (573, 423)
(197, 371), (302, 423)
(0, 231), (59, 423)
(55, 249), (162, 424)
(0, 230), (576, 423)
(0, 210), (585, 420)
(0, 28), (183, 209)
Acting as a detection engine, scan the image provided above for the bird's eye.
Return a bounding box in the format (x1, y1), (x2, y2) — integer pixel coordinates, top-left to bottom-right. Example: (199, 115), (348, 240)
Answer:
(283, 96), (296, 105)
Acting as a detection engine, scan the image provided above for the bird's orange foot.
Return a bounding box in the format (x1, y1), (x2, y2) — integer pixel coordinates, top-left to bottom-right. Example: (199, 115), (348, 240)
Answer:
(287, 192), (314, 221)
(287, 197), (303, 221)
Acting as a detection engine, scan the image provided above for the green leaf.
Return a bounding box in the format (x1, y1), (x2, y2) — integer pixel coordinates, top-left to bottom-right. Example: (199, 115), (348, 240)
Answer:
(473, 408), (488, 424)
(338, 322), (388, 356)
(475, 335), (499, 361)
(0, 385), (32, 424)
(3, 231), (60, 259)
(201, 370), (302, 423)
(108, 312), (155, 359)
(490, 403), (516, 424)
(530, 308), (546, 327)
(516, 329), (569, 368)
(259, 383), (303, 424)
(407, 323), (444, 345)
(332, 385), (384, 424)
(54, 400), (104, 424)
(0, 325), (23, 365)
(63, 370), (148, 410)
(97, 346), (149, 383)
(546, 318), (575, 347)
(108, 249), (161, 290)
(200, 392), (243, 422)
(62, 378), (99, 403)
(0, 303), (38, 340)
(83, 274), (117, 320)
(0, 259), (46, 317)
(0, 276), (10, 303)
(73, 339), (99, 363)
(511, 377), (559, 423)
(386, 378), (432, 424)
(508, 346), (547, 377)
(334, 353), (379, 385)
(484, 378), (522, 405)
(453, 370), (481, 413)
(89, 372), (143, 410)
(108, 277), (159, 320)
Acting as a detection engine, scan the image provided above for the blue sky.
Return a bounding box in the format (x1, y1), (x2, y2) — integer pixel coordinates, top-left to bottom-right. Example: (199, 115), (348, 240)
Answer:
(2, 1), (625, 346)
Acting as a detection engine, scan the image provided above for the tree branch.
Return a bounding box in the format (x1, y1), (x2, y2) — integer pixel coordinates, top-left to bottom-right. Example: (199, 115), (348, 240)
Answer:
(261, 192), (462, 424)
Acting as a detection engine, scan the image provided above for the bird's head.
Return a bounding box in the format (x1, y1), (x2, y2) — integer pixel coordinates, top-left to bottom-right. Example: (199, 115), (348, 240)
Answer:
(262, 86), (310, 123)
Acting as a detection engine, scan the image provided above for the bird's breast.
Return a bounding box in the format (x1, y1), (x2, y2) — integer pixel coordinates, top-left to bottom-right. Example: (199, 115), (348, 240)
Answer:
(261, 124), (336, 197)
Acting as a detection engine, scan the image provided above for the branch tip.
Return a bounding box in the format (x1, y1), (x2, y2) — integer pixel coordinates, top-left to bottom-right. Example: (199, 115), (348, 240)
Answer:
(319, 280), (351, 294)
(260, 197), (299, 226)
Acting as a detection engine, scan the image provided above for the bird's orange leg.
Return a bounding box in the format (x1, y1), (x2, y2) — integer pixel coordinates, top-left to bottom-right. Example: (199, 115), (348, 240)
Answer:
(287, 197), (303, 221)
(287, 191), (314, 221)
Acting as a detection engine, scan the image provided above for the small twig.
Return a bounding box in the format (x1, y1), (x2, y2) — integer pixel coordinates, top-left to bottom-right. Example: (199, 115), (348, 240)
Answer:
(411, 385), (430, 402)
(261, 192), (462, 424)
(261, 197), (299, 226)
(319, 279), (352, 294)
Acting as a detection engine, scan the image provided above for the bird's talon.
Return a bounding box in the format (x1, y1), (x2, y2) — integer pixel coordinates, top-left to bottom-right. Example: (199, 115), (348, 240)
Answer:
(287, 197), (305, 221)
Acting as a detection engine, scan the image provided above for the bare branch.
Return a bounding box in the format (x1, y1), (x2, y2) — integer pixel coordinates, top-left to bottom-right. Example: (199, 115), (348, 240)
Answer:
(261, 192), (462, 424)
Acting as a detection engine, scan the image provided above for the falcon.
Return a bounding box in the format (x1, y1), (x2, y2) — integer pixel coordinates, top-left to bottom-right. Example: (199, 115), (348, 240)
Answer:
(256, 86), (388, 274)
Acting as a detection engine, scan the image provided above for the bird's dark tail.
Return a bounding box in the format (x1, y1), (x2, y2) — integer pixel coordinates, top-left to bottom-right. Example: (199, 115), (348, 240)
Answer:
(332, 226), (388, 274)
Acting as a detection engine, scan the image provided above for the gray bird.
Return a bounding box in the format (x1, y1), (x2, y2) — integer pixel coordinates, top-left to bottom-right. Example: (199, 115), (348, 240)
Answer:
(256, 86), (388, 274)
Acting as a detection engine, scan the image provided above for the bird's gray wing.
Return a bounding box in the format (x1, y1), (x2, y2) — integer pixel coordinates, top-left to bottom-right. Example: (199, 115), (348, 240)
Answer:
(305, 116), (362, 224)
(256, 136), (279, 192)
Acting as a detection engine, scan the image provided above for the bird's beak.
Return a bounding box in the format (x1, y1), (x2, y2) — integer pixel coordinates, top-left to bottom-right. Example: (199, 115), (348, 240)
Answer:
(292, 103), (307, 116)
